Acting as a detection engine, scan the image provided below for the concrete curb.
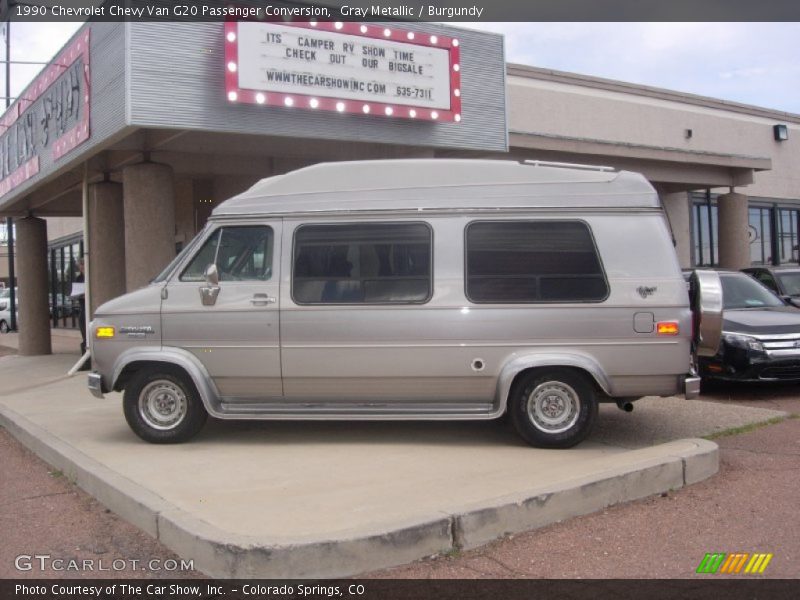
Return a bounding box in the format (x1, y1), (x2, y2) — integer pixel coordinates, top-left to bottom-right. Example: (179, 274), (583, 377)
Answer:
(0, 403), (719, 578)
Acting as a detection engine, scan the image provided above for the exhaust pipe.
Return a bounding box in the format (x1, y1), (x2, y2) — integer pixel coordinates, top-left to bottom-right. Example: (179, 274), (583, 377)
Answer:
(616, 400), (634, 413)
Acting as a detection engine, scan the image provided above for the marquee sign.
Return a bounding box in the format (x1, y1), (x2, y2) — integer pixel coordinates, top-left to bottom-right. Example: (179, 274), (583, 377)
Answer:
(224, 21), (461, 122)
(0, 28), (91, 198)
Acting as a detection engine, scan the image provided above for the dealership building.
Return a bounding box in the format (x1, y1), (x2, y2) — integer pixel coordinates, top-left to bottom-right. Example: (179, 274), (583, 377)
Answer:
(0, 20), (798, 354)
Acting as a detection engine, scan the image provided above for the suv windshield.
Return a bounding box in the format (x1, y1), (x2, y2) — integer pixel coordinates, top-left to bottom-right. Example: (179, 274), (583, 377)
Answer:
(721, 274), (784, 310)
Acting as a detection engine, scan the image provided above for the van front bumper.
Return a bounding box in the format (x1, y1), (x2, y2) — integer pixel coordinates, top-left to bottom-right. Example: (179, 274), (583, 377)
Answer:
(684, 375), (701, 399)
(88, 372), (105, 398)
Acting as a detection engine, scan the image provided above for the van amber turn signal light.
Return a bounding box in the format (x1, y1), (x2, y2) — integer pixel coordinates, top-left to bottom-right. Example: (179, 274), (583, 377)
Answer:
(95, 326), (115, 339)
(656, 321), (679, 335)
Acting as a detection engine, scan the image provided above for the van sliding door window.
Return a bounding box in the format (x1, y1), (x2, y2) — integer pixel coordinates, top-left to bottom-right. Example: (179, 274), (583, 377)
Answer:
(180, 227), (274, 282)
(466, 221), (608, 303)
(293, 223), (432, 304)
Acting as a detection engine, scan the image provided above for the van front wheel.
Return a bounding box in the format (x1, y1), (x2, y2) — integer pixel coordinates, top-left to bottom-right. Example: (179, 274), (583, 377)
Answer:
(509, 369), (598, 448)
(123, 367), (207, 443)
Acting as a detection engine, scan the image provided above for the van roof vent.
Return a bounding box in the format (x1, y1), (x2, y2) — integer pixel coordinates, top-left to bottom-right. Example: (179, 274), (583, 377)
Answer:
(522, 160), (616, 172)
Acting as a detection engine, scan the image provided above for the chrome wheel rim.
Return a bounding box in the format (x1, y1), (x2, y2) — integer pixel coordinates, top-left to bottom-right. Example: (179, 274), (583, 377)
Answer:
(138, 380), (187, 431)
(527, 380), (581, 434)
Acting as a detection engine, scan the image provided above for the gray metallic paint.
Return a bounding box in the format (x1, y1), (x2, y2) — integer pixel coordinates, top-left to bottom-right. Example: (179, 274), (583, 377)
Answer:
(89, 161), (696, 421)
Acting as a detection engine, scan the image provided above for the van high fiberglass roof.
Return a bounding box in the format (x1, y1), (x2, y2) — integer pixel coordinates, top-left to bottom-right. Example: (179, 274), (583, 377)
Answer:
(212, 159), (659, 217)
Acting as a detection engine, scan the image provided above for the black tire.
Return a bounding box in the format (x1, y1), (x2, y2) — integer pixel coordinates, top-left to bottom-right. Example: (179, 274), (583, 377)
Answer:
(123, 366), (208, 443)
(509, 368), (598, 449)
(0, 320), (8, 334)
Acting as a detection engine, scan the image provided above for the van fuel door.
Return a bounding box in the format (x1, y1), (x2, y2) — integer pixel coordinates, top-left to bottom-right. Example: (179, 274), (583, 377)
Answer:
(633, 312), (654, 333)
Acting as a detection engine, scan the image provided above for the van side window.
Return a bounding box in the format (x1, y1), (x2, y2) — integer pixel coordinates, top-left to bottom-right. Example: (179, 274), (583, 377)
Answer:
(466, 221), (608, 303)
(180, 227), (274, 282)
(293, 223), (431, 304)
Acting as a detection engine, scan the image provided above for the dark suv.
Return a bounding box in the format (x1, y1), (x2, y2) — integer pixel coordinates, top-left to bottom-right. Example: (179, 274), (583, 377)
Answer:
(701, 271), (800, 382)
(742, 266), (800, 308)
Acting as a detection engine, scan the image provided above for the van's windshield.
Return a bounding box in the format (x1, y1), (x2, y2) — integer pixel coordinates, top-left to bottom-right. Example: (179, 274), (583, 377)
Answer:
(151, 230), (206, 284)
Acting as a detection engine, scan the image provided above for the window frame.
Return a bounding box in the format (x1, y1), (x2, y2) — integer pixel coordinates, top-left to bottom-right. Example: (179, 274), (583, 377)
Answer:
(178, 224), (275, 283)
(290, 220), (434, 306)
(463, 218), (610, 305)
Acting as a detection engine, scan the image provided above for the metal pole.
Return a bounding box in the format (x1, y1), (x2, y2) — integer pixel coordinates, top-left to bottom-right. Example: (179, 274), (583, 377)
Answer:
(68, 162), (91, 375)
(4, 20), (9, 109)
(7, 217), (15, 329)
(4, 20), (15, 331)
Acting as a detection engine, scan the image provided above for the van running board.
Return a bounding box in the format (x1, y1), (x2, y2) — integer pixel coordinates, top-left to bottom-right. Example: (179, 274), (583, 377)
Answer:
(215, 401), (498, 420)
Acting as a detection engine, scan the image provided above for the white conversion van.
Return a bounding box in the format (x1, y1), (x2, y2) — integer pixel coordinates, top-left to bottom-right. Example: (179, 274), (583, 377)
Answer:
(88, 160), (721, 448)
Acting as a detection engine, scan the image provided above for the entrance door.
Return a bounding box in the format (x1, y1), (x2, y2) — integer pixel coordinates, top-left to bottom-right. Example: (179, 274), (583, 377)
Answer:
(161, 223), (282, 399)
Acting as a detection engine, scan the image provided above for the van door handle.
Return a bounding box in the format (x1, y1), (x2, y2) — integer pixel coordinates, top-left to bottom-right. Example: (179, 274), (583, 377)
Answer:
(250, 293), (276, 306)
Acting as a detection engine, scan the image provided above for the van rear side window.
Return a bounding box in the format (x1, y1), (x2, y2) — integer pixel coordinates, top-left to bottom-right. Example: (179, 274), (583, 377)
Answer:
(293, 223), (432, 304)
(466, 221), (608, 303)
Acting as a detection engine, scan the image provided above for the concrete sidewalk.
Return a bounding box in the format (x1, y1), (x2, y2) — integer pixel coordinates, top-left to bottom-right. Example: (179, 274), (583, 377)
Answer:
(0, 353), (786, 578)
(0, 328), (83, 355)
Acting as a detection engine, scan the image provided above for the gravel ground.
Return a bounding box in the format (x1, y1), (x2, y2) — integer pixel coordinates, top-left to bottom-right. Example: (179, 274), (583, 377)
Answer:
(1, 371), (797, 579)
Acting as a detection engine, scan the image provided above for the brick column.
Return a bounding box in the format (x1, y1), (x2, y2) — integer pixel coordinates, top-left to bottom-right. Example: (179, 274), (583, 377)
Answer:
(717, 191), (750, 269)
(16, 217), (51, 355)
(123, 163), (176, 291)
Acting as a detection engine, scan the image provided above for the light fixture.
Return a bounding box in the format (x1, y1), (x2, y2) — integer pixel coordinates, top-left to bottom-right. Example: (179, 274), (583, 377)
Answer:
(774, 124), (789, 141)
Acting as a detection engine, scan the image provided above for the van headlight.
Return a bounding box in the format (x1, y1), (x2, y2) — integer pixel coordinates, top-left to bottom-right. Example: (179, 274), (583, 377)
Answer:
(722, 332), (763, 352)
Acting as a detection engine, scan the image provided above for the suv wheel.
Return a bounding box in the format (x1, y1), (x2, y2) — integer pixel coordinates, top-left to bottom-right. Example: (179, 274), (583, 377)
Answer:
(509, 368), (598, 448)
(0, 320), (9, 333)
(123, 366), (208, 443)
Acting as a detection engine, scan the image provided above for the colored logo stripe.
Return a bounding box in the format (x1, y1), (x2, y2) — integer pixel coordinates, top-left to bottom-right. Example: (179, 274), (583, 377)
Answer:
(697, 553), (726, 574)
(744, 553), (773, 574)
(696, 552), (773, 574)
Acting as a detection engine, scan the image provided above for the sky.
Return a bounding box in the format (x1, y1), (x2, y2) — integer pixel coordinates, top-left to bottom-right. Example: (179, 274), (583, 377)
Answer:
(4, 22), (800, 114)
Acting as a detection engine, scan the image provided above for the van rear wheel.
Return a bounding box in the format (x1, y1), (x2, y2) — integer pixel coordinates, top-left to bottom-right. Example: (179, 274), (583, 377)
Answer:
(509, 369), (598, 448)
(123, 366), (207, 443)
(0, 320), (9, 333)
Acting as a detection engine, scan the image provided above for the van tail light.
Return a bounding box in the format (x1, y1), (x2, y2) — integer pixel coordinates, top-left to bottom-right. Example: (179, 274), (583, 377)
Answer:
(657, 321), (680, 335)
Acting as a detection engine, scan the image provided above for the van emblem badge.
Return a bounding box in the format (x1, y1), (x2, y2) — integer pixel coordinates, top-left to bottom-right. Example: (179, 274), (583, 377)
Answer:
(119, 326), (154, 337)
(637, 286), (657, 299)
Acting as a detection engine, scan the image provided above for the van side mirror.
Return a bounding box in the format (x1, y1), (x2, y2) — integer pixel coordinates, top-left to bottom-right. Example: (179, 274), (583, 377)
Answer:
(204, 263), (219, 286)
(199, 264), (220, 306)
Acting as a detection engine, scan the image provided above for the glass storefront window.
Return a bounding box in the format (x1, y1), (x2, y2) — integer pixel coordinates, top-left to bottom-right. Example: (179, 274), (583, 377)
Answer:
(693, 200), (718, 267)
(47, 237), (83, 329)
(777, 208), (800, 265)
(749, 207), (773, 265)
